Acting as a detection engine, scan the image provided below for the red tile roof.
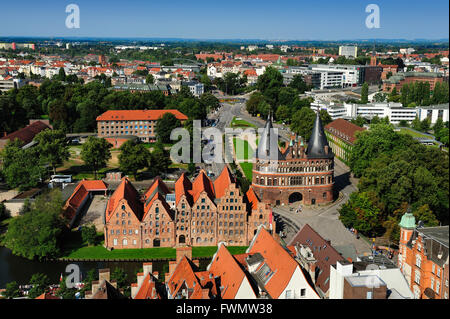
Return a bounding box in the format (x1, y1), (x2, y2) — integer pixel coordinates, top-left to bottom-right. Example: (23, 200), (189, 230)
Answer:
(190, 170), (215, 203)
(1, 121), (50, 145)
(105, 178), (143, 223)
(167, 256), (202, 298)
(208, 244), (253, 299)
(287, 224), (345, 294)
(213, 166), (235, 199)
(63, 180), (108, 221)
(248, 227), (318, 299)
(133, 273), (160, 299)
(245, 187), (260, 210)
(174, 173), (193, 206)
(96, 109), (188, 121)
(324, 118), (365, 144)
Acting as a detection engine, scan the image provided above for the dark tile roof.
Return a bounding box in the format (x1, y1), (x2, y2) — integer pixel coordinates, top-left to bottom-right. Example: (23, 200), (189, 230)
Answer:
(288, 224), (345, 293)
(325, 118), (366, 145)
(1, 121), (50, 145)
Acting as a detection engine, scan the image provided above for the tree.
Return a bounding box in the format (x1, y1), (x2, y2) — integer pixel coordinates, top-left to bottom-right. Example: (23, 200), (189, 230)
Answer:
(81, 224), (98, 246)
(275, 105), (290, 123)
(35, 129), (70, 175)
(373, 92), (386, 102)
(148, 142), (172, 177)
(360, 83), (369, 104)
(411, 117), (421, 131)
(0, 202), (9, 221)
(246, 92), (265, 116)
(339, 192), (384, 237)
(419, 118), (430, 132)
(433, 118), (444, 135)
(199, 92), (220, 112)
(56, 275), (77, 299)
(27, 273), (51, 299)
(350, 116), (368, 128)
(319, 109), (332, 126)
(57, 67), (66, 82)
(146, 74), (154, 85)
(3, 189), (66, 260)
(289, 74), (309, 93)
(81, 137), (112, 179)
(388, 87), (400, 102)
(119, 140), (150, 180)
(155, 113), (181, 144)
(349, 124), (412, 177)
(413, 204), (439, 227)
(111, 268), (130, 298)
(256, 66), (283, 100)
(3, 281), (21, 299)
(290, 108), (316, 141)
(0, 140), (46, 190)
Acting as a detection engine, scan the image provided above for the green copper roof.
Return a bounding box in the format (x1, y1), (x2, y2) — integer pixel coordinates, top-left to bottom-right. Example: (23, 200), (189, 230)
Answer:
(399, 212), (416, 229)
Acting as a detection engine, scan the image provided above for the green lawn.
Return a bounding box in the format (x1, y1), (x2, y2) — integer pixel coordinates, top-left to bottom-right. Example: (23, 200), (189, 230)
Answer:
(230, 117), (257, 129)
(233, 138), (254, 160)
(61, 240), (248, 260)
(239, 162), (253, 181)
(398, 128), (433, 139)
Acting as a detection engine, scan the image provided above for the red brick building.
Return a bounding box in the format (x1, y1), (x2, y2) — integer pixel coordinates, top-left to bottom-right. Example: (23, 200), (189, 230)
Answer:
(251, 113), (334, 206)
(383, 72), (444, 92)
(96, 109), (188, 143)
(398, 211), (449, 299)
(104, 166), (275, 249)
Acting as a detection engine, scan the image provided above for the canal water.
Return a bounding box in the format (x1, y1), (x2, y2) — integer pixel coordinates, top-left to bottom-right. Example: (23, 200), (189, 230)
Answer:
(0, 246), (210, 289)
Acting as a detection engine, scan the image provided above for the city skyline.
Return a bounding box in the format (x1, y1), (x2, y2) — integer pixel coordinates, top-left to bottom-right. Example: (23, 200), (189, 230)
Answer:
(0, 0), (448, 40)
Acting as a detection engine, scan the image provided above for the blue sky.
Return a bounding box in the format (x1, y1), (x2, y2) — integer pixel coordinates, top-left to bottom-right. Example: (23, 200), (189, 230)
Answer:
(0, 0), (448, 40)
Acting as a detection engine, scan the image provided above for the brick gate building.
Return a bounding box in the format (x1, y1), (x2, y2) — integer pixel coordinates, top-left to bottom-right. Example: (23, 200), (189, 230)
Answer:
(251, 113), (335, 206)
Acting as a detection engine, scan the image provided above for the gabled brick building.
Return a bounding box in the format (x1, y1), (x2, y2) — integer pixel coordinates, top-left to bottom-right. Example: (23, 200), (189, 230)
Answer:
(104, 166), (275, 249)
(398, 211), (449, 299)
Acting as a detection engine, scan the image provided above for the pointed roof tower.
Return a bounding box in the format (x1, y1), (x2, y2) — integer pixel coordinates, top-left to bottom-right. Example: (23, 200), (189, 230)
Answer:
(306, 112), (333, 159)
(255, 113), (284, 161)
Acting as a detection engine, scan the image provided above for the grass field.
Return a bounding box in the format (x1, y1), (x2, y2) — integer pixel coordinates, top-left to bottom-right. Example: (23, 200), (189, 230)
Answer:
(239, 162), (253, 181)
(230, 117), (257, 129)
(58, 145), (121, 180)
(398, 127), (433, 139)
(233, 138), (254, 160)
(61, 243), (248, 260)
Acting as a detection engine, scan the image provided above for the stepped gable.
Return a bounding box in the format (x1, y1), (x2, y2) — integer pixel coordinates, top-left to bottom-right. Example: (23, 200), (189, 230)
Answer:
(190, 170), (215, 203)
(245, 186), (260, 211)
(175, 172), (193, 206)
(213, 166), (236, 199)
(105, 177), (143, 222)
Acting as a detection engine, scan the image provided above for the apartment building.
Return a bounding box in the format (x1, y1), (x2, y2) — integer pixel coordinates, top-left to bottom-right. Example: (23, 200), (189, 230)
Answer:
(398, 211), (449, 299)
(96, 109), (188, 143)
(338, 46), (358, 58)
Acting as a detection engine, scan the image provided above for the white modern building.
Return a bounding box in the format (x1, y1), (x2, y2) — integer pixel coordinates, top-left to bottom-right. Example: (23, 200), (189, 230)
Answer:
(309, 64), (360, 87)
(417, 104), (449, 124)
(338, 45), (358, 58)
(329, 259), (414, 299)
(311, 101), (448, 125)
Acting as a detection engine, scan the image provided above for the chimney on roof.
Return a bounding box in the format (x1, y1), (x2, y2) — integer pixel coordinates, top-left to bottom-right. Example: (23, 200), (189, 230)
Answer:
(143, 262), (153, 277)
(98, 268), (110, 283)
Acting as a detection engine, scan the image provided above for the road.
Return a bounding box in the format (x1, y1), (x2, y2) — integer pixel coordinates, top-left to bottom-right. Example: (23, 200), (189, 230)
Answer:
(205, 96), (371, 256)
(272, 158), (371, 255)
